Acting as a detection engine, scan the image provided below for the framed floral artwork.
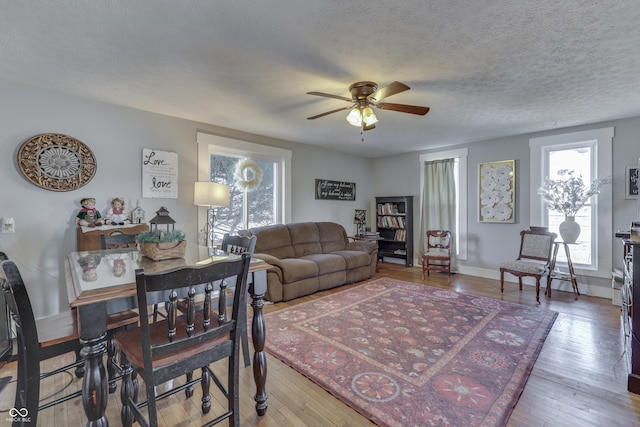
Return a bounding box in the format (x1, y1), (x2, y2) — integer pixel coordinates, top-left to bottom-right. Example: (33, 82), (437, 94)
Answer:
(625, 166), (639, 199)
(479, 159), (515, 223)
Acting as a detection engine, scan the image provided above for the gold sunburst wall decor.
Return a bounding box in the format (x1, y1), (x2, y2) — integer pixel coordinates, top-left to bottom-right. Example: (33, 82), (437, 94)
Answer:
(17, 133), (97, 192)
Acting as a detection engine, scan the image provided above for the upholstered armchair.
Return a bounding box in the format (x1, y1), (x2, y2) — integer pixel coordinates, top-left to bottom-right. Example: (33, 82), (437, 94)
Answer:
(499, 228), (557, 302)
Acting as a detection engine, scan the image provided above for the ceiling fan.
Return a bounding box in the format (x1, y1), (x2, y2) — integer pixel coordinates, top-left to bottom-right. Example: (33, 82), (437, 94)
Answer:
(306, 81), (430, 131)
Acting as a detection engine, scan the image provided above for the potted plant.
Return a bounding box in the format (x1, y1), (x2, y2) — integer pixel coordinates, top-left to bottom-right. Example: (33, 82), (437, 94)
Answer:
(136, 229), (187, 260)
(538, 169), (611, 243)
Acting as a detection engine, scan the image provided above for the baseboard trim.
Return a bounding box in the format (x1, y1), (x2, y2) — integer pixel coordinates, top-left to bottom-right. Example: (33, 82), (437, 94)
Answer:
(457, 265), (612, 300)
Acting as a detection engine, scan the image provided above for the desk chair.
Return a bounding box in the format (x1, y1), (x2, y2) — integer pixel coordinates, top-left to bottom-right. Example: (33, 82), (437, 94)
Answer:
(499, 228), (557, 303)
(421, 230), (452, 283)
(114, 254), (252, 427)
(221, 233), (256, 367)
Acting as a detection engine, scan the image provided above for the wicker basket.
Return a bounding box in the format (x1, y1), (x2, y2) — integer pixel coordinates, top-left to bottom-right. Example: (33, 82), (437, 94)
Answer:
(139, 240), (187, 261)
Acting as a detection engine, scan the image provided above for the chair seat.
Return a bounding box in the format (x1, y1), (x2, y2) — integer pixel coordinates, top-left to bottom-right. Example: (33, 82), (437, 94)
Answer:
(423, 250), (450, 260)
(500, 260), (547, 274)
(106, 309), (140, 330)
(115, 310), (230, 369)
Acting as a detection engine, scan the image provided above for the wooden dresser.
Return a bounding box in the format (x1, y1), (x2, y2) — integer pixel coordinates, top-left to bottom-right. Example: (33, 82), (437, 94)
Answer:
(76, 224), (149, 251)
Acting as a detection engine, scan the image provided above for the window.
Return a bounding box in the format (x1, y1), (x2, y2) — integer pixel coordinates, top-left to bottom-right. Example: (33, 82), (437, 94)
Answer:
(197, 133), (292, 238)
(419, 148), (468, 260)
(530, 127), (613, 277)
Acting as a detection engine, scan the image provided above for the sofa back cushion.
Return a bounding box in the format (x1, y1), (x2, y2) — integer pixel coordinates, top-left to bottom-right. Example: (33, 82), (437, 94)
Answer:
(288, 222), (322, 257)
(317, 222), (348, 253)
(239, 224), (295, 259)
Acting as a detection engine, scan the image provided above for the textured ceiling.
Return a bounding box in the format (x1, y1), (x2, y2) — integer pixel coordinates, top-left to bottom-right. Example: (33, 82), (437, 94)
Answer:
(2, 1), (640, 157)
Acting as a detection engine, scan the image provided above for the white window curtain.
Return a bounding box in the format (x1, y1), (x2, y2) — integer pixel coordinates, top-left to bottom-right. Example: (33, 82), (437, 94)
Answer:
(419, 158), (457, 270)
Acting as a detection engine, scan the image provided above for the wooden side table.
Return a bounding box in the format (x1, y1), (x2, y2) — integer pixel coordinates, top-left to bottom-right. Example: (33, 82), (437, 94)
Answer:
(547, 241), (580, 298)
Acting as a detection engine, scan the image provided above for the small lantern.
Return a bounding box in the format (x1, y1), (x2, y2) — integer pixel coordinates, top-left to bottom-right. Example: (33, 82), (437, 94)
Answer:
(149, 207), (175, 234)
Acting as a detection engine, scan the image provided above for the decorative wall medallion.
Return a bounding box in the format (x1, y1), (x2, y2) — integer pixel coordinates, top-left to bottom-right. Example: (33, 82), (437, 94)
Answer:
(17, 133), (97, 192)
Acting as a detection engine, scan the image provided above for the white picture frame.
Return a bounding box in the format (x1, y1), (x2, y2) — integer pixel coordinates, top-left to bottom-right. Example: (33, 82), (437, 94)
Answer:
(142, 148), (178, 199)
(479, 159), (515, 223)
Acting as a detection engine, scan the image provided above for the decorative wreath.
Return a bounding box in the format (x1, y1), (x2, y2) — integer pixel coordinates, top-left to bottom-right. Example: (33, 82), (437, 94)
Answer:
(234, 157), (263, 191)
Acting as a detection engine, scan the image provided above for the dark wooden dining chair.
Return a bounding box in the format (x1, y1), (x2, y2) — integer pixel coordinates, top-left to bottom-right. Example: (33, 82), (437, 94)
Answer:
(499, 228), (557, 303)
(421, 230), (452, 283)
(99, 232), (146, 392)
(114, 253), (252, 427)
(99, 232), (138, 249)
(220, 233), (256, 367)
(1, 255), (84, 426)
(0, 253), (139, 425)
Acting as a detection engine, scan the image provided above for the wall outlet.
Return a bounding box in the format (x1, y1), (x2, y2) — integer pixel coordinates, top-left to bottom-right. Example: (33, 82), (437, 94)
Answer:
(2, 218), (15, 234)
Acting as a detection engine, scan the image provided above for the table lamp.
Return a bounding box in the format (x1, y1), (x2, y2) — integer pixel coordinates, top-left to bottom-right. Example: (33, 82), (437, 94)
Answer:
(194, 182), (230, 254)
(354, 209), (366, 236)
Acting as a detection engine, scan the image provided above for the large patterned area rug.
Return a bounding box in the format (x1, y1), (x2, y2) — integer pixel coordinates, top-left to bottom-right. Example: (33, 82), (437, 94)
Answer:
(264, 278), (558, 427)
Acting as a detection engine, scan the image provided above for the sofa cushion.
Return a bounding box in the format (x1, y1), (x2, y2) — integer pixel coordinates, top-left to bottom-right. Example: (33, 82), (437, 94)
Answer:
(288, 222), (322, 257)
(242, 224), (295, 259)
(317, 222), (348, 253)
(301, 253), (346, 275)
(331, 250), (372, 270)
(279, 258), (319, 282)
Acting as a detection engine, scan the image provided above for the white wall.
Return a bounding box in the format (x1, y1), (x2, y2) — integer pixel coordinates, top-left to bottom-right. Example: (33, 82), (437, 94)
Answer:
(0, 79), (373, 317)
(373, 119), (640, 298)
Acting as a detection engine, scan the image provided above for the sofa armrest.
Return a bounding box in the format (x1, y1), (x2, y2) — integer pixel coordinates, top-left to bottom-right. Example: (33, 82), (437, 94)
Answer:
(347, 240), (378, 254)
(253, 253), (284, 282)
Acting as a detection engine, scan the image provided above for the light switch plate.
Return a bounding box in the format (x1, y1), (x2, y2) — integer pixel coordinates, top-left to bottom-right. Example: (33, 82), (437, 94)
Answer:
(2, 218), (15, 234)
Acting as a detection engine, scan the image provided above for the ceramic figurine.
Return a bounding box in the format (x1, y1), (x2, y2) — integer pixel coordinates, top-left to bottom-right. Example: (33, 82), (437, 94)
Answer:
(105, 197), (131, 225)
(76, 197), (104, 227)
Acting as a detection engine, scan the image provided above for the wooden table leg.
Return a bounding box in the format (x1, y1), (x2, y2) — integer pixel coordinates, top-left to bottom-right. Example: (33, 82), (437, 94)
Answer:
(78, 304), (109, 427)
(249, 270), (268, 416)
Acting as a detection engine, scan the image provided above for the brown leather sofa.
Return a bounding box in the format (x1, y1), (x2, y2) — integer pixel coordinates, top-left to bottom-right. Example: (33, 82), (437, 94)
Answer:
(239, 222), (378, 302)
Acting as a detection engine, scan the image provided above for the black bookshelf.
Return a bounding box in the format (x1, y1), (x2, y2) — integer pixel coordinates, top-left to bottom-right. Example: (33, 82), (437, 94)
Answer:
(375, 196), (413, 267)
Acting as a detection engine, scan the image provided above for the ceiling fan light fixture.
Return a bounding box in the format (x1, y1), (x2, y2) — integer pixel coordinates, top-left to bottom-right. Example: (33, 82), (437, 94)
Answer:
(346, 107), (362, 127)
(362, 107), (378, 126)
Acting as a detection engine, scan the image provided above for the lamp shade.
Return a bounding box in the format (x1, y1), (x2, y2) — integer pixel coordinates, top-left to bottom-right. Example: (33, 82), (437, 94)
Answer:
(194, 182), (230, 207)
(346, 108), (362, 127)
(361, 107), (378, 125)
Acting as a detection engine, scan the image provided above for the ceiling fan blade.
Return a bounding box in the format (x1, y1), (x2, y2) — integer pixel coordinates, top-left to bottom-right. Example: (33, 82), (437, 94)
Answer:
(369, 81), (410, 102)
(306, 91), (353, 102)
(307, 106), (352, 120)
(376, 102), (430, 116)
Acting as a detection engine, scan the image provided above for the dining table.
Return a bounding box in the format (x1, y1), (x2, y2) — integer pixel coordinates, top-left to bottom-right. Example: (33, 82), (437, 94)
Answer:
(65, 246), (270, 427)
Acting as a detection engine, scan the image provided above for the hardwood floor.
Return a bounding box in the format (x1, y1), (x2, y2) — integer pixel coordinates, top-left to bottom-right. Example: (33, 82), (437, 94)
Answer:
(1, 263), (639, 426)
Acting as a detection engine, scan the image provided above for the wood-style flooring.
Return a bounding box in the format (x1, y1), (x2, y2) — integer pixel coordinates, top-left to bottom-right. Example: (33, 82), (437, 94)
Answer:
(1, 263), (639, 426)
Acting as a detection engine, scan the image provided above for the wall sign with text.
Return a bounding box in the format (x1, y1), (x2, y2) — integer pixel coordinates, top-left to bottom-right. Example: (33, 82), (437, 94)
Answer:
(315, 179), (356, 201)
(142, 148), (178, 199)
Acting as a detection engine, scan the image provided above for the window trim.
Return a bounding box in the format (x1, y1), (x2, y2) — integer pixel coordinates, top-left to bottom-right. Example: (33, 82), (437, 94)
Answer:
(419, 148), (468, 260)
(196, 132), (292, 230)
(529, 127), (613, 278)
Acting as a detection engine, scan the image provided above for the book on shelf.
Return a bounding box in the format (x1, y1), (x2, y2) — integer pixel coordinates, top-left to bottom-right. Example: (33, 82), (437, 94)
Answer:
(394, 229), (406, 241)
(377, 203), (400, 215)
(377, 216), (405, 229)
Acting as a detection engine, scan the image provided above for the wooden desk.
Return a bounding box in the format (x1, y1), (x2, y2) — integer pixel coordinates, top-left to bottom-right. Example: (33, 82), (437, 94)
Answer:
(547, 241), (580, 298)
(65, 247), (269, 426)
